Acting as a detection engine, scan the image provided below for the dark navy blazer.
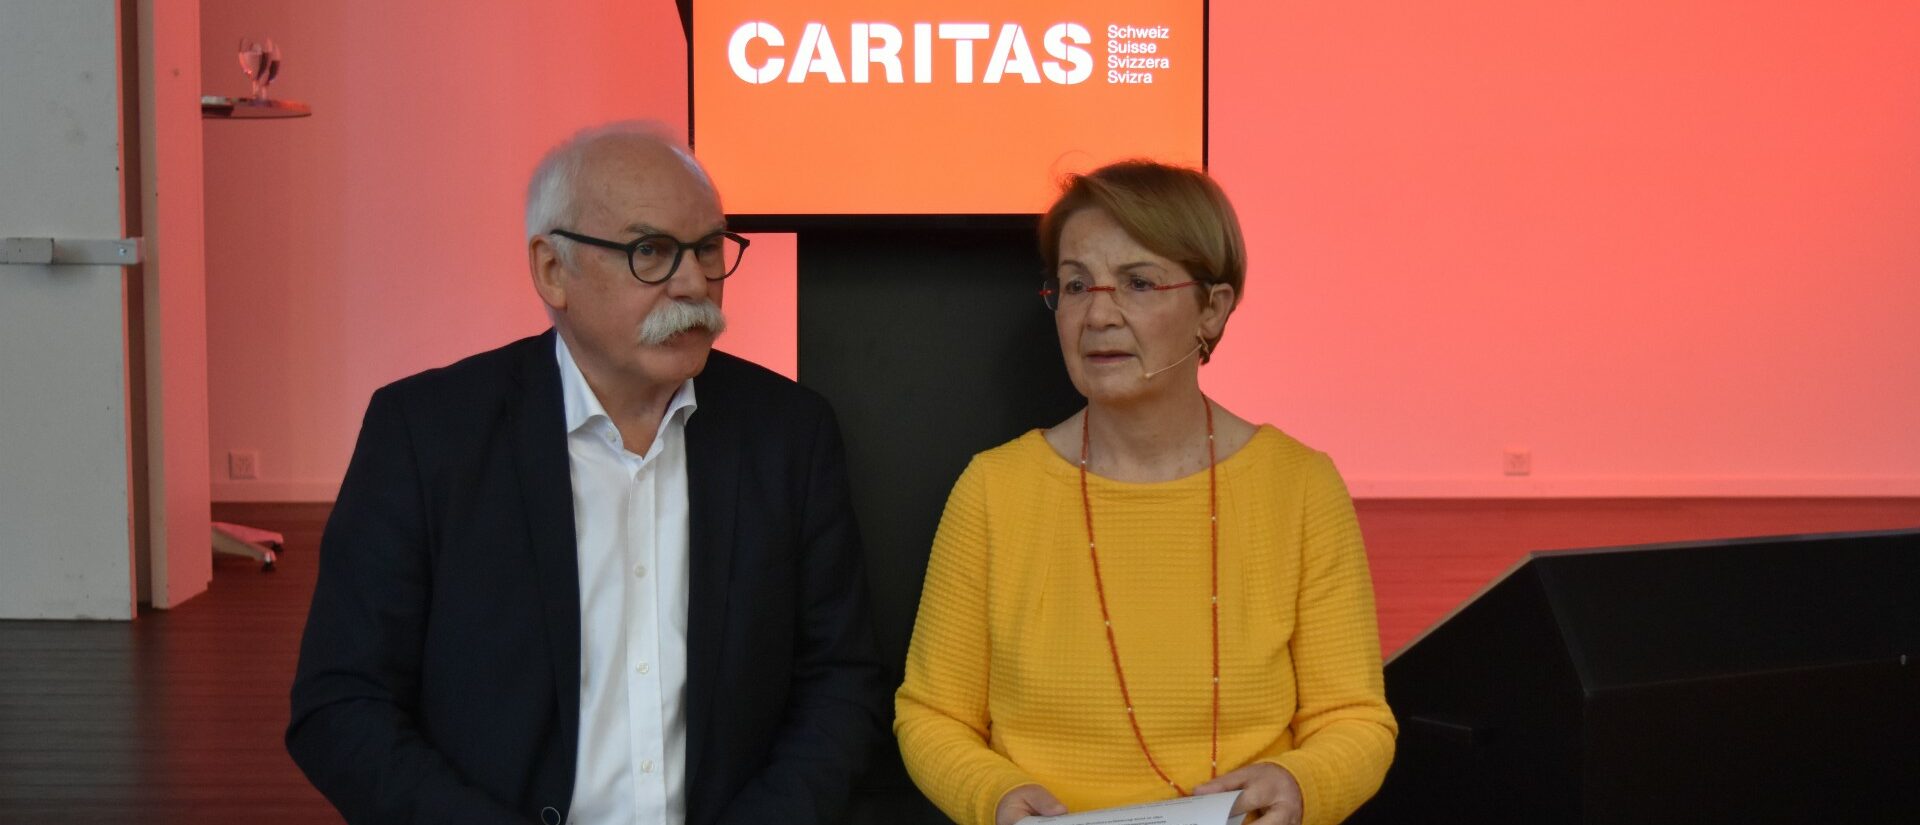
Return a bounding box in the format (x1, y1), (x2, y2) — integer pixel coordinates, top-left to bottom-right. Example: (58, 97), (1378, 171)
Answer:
(288, 330), (887, 825)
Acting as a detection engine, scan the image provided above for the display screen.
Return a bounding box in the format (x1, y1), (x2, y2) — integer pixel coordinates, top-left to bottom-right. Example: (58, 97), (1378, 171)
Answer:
(692, 0), (1206, 218)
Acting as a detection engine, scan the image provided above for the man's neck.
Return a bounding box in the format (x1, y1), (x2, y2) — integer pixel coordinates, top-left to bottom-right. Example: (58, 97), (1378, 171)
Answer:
(593, 373), (681, 456)
(563, 334), (684, 456)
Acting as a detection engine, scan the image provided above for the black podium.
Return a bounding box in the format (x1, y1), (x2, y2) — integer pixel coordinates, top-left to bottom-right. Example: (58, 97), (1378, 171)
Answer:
(1350, 529), (1920, 825)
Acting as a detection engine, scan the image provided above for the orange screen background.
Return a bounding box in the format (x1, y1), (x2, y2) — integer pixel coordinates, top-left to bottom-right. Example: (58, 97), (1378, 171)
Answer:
(693, 0), (1205, 215)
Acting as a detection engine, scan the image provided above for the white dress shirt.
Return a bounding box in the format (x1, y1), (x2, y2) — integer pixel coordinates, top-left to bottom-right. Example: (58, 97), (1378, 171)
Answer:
(557, 335), (694, 825)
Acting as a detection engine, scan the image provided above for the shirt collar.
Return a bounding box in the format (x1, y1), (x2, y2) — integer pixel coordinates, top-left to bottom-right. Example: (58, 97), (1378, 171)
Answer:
(555, 334), (698, 437)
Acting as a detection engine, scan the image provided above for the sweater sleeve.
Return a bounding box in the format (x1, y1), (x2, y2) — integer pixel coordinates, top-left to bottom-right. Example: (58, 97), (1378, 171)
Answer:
(1258, 452), (1398, 825)
(895, 460), (1037, 825)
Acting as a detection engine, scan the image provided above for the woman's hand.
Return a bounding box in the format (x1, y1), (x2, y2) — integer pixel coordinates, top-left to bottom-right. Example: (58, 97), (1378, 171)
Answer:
(995, 783), (1069, 825)
(1194, 763), (1303, 825)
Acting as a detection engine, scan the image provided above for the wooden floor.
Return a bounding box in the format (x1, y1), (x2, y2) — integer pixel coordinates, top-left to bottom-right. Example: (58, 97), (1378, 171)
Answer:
(0, 503), (335, 825)
(1, 498), (1915, 823)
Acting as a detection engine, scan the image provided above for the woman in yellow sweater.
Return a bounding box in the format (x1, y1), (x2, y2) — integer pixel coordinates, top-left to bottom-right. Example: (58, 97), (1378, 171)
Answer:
(895, 161), (1397, 825)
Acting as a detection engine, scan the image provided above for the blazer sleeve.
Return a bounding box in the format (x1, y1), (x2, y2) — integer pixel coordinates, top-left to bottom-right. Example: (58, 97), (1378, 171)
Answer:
(285, 387), (528, 825)
(712, 404), (889, 825)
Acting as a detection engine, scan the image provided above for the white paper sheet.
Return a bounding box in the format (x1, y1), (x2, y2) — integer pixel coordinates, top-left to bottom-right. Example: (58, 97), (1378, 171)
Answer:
(1016, 791), (1246, 825)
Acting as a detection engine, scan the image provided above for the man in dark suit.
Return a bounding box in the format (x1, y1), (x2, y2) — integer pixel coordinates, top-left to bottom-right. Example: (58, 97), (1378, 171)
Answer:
(287, 123), (887, 825)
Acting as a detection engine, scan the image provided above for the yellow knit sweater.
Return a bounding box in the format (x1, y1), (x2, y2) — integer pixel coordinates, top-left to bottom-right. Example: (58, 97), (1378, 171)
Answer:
(895, 426), (1396, 825)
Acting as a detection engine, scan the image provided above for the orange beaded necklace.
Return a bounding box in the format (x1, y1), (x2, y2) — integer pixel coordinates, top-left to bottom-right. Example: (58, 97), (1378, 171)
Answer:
(1077, 398), (1221, 796)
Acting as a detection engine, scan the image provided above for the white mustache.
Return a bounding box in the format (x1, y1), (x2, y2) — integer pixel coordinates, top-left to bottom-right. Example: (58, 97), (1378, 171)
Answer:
(636, 299), (727, 346)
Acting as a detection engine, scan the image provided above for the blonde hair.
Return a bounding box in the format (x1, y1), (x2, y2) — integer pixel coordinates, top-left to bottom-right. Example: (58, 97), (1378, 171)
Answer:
(1038, 160), (1247, 361)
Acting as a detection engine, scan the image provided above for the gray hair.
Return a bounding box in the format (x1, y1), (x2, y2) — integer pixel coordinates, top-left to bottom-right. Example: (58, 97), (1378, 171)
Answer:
(524, 121), (712, 264)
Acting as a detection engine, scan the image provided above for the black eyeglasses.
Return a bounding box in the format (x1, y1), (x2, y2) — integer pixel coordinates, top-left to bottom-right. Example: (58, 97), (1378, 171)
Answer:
(548, 229), (750, 284)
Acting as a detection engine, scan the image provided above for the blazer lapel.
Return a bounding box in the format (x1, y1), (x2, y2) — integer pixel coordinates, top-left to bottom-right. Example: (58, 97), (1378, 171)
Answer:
(682, 370), (740, 792)
(511, 330), (582, 764)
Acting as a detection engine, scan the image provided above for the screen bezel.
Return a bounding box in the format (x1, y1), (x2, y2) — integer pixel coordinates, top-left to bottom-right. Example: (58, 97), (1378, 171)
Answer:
(683, 1), (1211, 231)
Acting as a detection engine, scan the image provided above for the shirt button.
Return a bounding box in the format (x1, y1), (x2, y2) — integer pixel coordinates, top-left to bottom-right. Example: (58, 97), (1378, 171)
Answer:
(634, 661), (651, 675)
(641, 759), (655, 774)
(633, 563), (647, 578)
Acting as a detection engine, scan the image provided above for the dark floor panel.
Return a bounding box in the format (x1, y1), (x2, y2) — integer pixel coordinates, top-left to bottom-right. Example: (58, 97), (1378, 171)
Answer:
(0, 502), (335, 825)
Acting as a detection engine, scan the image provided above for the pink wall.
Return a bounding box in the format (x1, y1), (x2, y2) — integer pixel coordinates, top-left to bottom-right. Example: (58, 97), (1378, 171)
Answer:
(205, 1), (1920, 501)
(201, 0), (794, 500)
(716, 231), (798, 378)
(1203, 0), (1920, 496)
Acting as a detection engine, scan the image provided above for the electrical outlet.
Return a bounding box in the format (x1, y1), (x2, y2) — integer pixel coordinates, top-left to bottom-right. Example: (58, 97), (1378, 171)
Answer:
(1502, 447), (1532, 477)
(228, 449), (260, 480)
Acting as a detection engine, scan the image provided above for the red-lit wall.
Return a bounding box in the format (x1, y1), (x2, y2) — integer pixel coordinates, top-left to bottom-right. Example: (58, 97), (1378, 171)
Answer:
(202, 0), (792, 500)
(203, 1), (1920, 501)
(1203, 1), (1920, 495)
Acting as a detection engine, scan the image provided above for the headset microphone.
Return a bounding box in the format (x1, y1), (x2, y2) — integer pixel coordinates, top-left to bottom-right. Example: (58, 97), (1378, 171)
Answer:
(1138, 334), (1213, 380)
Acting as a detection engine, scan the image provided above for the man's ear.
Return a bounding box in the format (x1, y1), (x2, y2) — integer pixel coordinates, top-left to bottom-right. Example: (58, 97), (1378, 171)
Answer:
(530, 235), (569, 312)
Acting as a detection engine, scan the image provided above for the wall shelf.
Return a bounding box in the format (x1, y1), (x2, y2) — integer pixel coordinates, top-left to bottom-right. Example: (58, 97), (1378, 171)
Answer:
(201, 96), (310, 119)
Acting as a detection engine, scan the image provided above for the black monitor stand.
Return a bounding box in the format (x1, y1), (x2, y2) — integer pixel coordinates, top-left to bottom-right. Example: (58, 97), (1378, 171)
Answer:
(795, 221), (1084, 825)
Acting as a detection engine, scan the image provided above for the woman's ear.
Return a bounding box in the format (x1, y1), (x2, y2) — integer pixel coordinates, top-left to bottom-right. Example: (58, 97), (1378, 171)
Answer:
(1199, 282), (1236, 340)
